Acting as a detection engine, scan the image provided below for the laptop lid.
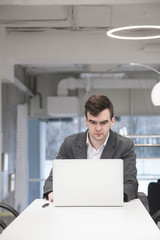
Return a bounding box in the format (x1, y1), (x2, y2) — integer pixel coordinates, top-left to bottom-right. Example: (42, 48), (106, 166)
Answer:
(53, 159), (123, 207)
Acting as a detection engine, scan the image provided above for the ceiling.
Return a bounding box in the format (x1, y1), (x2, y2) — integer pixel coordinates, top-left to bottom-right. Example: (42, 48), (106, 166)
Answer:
(1, 3), (160, 33)
(1, 1), (160, 89)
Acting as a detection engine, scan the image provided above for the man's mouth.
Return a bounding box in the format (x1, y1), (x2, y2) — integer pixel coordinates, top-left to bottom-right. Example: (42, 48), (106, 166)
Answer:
(95, 133), (103, 137)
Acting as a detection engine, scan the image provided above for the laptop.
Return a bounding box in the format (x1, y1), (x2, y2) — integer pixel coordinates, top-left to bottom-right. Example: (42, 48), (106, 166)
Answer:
(52, 159), (123, 207)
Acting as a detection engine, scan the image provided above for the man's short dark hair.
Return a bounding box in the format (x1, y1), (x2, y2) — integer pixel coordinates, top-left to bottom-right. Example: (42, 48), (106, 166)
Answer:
(85, 95), (114, 119)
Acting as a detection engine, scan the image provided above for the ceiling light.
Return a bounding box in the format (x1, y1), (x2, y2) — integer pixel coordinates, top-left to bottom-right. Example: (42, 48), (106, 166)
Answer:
(107, 25), (160, 40)
(130, 62), (160, 106)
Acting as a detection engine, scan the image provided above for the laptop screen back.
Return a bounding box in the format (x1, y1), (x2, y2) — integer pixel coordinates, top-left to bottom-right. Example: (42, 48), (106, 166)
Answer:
(53, 159), (123, 207)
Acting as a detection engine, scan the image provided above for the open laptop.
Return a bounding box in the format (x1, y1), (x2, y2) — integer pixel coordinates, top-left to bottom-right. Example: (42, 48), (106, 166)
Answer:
(52, 159), (123, 207)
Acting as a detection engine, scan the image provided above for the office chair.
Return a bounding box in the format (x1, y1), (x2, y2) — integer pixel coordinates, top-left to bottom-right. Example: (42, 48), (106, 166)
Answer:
(148, 179), (160, 225)
(0, 203), (19, 231)
(0, 220), (7, 230)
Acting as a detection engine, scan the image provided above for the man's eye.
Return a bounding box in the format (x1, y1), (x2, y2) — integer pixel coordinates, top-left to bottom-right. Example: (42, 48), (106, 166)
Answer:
(100, 121), (108, 125)
(89, 121), (96, 125)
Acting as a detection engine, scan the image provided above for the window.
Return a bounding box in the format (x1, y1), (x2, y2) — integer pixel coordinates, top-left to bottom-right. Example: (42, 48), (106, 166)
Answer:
(112, 116), (160, 194)
(39, 117), (86, 198)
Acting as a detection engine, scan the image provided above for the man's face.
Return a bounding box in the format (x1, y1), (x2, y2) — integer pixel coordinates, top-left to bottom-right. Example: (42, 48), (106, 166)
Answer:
(85, 109), (115, 146)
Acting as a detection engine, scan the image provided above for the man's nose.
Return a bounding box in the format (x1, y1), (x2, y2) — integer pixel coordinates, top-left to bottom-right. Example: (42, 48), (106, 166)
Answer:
(95, 123), (102, 131)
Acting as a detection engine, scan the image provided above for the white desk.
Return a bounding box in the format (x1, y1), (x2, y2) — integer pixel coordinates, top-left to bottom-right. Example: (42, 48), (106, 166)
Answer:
(1, 199), (160, 240)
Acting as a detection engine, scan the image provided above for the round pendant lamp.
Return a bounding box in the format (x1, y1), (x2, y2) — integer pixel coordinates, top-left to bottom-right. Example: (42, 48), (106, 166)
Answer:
(151, 82), (160, 106)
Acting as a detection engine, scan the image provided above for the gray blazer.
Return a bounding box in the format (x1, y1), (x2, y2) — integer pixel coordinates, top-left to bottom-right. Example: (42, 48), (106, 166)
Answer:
(43, 130), (138, 201)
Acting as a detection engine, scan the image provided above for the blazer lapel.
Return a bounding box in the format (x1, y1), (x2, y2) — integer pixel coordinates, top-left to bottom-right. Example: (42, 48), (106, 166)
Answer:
(76, 131), (88, 159)
(101, 130), (116, 159)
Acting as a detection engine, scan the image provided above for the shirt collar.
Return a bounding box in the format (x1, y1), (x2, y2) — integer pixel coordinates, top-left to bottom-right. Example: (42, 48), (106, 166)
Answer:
(86, 131), (110, 148)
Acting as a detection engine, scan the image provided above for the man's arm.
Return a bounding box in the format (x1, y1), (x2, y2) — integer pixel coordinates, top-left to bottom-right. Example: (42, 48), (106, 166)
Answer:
(43, 169), (53, 200)
(123, 139), (138, 201)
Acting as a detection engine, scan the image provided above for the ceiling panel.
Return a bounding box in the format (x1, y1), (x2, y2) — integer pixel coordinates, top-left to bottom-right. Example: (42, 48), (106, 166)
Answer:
(77, 5), (111, 28)
(0, 5), (67, 21)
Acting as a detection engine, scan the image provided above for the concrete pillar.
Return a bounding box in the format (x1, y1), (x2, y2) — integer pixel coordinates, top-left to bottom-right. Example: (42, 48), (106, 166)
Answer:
(0, 25), (6, 201)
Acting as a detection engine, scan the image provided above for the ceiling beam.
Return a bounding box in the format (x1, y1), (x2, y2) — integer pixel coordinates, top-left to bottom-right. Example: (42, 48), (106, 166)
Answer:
(0, 0), (159, 5)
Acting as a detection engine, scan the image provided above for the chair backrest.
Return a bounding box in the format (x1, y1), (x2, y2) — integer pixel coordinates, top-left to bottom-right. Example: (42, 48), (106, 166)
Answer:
(148, 179), (160, 216)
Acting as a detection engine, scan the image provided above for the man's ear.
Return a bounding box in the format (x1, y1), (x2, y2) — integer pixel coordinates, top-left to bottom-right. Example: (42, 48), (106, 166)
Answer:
(85, 117), (88, 127)
(110, 117), (115, 127)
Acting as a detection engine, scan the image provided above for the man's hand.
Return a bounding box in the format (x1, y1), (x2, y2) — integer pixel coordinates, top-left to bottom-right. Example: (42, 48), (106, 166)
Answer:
(48, 192), (53, 202)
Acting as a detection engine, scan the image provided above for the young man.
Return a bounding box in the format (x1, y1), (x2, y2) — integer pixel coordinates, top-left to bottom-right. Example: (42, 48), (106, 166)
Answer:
(43, 95), (138, 202)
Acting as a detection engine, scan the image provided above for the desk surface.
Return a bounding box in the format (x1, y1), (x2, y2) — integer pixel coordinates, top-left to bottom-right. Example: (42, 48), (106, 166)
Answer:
(1, 199), (160, 240)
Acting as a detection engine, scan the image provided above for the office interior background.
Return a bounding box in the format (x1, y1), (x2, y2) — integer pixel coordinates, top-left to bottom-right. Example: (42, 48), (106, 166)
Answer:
(0, 0), (160, 213)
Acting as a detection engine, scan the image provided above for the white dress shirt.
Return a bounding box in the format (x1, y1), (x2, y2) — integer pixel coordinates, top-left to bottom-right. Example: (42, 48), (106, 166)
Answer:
(86, 132), (110, 159)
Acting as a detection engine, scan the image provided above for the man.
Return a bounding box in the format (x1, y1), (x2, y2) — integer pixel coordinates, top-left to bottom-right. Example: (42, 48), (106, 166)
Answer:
(43, 94), (138, 202)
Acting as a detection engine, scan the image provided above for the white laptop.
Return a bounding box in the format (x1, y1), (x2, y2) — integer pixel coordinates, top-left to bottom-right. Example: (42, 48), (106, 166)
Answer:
(52, 159), (123, 207)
